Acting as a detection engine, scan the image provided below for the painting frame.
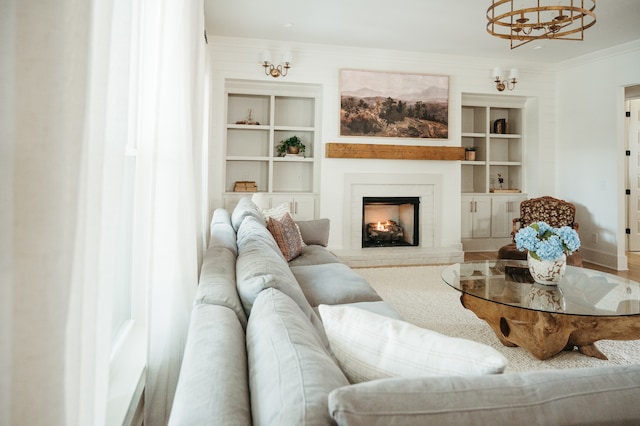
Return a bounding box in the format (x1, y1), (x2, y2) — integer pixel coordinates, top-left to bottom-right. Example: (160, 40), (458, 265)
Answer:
(339, 69), (449, 139)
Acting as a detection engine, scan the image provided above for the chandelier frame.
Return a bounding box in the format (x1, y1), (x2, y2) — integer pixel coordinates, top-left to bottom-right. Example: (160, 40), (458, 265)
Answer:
(487, 0), (596, 49)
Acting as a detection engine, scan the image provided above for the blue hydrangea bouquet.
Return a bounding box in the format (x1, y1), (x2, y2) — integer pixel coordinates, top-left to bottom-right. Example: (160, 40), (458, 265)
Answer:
(515, 221), (581, 261)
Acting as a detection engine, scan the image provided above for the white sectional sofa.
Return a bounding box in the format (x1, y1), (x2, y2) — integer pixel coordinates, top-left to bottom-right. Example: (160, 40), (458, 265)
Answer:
(168, 197), (640, 425)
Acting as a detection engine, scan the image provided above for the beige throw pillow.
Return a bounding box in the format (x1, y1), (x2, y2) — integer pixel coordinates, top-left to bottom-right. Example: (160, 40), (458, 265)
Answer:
(318, 304), (507, 384)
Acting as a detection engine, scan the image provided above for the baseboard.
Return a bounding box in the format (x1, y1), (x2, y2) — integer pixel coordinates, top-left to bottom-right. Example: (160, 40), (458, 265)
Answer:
(579, 247), (628, 271)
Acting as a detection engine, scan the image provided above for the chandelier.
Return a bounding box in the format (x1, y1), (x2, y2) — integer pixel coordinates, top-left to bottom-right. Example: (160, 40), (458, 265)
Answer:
(487, 0), (596, 49)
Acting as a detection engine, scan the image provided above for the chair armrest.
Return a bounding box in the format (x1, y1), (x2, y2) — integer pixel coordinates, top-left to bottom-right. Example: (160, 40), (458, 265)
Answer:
(511, 217), (522, 239)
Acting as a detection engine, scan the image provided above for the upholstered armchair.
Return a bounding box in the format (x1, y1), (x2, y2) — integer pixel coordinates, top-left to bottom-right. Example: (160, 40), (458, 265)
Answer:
(497, 196), (583, 267)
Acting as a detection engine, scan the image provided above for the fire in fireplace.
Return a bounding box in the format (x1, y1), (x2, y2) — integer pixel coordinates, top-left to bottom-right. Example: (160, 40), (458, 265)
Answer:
(362, 197), (420, 248)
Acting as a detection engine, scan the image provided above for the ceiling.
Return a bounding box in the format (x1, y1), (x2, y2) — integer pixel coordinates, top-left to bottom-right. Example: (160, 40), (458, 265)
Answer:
(204, 0), (640, 64)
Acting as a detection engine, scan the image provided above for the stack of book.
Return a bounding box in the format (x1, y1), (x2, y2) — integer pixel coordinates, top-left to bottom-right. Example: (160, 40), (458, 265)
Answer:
(234, 181), (258, 192)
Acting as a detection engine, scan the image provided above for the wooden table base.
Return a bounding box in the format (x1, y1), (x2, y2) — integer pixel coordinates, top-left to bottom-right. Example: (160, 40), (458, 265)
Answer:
(461, 294), (640, 360)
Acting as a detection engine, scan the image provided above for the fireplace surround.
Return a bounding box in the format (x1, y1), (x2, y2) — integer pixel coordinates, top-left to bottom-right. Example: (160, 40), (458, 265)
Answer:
(336, 173), (463, 267)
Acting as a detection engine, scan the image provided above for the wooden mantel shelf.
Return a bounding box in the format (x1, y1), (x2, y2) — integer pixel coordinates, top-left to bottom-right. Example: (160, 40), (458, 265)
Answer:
(325, 143), (465, 161)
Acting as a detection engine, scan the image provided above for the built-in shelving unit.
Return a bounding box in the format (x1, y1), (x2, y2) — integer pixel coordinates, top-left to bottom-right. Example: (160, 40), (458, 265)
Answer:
(461, 93), (528, 251)
(223, 80), (321, 219)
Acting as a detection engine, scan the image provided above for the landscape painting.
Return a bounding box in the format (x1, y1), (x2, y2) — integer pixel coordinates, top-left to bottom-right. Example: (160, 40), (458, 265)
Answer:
(340, 69), (449, 139)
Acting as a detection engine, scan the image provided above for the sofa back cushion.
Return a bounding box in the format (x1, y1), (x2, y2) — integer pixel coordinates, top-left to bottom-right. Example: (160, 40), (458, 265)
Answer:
(296, 218), (331, 247)
(194, 246), (247, 328)
(235, 216), (328, 344)
(231, 197), (265, 231)
(169, 304), (251, 426)
(247, 288), (349, 426)
(328, 365), (640, 426)
(209, 222), (238, 254)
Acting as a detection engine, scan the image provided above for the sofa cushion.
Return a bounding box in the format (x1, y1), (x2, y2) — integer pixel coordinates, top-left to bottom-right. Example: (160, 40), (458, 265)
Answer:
(236, 215), (284, 261)
(318, 304), (507, 384)
(291, 263), (382, 306)
(235, 219), (301, 314)
(235, 217), (328, 345)
(287, 245), (341, 267)
(328, 365), (640, 426)
(267, 212), (303, 261)
(231, 197), (265, 231)
(193, 247), (247, 328)
(208, 222), (238, 255)
(168, 304), (251, 426)
(210, 207), (232, 227)
(247, 288), (350, 426)
(342, 301), (403, 320)
(296, 218), (330, 246)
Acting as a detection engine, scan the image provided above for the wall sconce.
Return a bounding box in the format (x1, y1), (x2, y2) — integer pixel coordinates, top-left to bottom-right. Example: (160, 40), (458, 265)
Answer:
(492, 67), (518, 91)
(491, 67), (518, 92)
(262, 51), (292, 78)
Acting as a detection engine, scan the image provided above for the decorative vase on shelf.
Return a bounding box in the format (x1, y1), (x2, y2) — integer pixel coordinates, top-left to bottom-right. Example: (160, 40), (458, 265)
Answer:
(527, 252), (566, 285)
(526, 283), (565, 312)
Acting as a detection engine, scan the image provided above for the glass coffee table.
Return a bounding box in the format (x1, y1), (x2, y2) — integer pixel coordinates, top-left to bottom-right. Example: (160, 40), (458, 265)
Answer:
(441, 260), (640, 360)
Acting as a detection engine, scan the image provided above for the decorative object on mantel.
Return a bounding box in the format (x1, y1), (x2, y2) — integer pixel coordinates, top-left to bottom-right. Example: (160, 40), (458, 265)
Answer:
(464, 146), (476, 161)
(261, 50), (292, 78)
(491, 68), (518, 92)
(486, 0), (596, 50)
(276, 135), (306, 157)
(234, 181), (258, 192)
(514, 221), (581, 285)
(339, 69), (449, 139)
(325, 143), (464, 161)
(235, 108), (260, 125)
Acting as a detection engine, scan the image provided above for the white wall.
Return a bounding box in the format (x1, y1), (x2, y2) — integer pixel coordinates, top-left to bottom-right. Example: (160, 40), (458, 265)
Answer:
(556, 40), (640, 270)
(207, 36), (557, 249)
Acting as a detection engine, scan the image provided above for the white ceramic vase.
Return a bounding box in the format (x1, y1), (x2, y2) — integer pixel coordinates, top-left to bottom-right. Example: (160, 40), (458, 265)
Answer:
(527, 252), (566, 285)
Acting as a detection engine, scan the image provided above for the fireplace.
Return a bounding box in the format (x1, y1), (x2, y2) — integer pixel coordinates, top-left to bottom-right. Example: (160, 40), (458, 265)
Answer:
(362, 197), (420, 248)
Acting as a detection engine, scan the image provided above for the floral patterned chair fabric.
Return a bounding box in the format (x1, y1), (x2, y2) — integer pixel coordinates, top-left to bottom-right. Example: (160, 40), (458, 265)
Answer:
(498, 196), (583, 267)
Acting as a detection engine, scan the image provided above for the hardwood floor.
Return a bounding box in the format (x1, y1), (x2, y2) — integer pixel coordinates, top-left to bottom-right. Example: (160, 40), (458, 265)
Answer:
(464, 251), (640, 282)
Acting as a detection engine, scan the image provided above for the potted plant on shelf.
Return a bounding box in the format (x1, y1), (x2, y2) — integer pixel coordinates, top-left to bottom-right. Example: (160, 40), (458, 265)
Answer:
(464, 146), (476, 161)
(276, 135), (306, 157)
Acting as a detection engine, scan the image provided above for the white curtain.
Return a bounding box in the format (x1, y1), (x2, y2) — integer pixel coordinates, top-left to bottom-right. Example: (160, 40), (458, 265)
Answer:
(3, 0), (100, 424)
(135, 0), (204, 424)
(3, 0), (207, 424)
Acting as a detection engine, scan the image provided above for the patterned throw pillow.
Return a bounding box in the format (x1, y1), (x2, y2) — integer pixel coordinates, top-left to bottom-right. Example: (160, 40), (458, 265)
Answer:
(267, 212), (303, 261)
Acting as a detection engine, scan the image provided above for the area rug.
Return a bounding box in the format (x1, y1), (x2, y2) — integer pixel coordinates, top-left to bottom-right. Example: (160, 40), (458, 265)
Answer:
(356, 265), (640, 373)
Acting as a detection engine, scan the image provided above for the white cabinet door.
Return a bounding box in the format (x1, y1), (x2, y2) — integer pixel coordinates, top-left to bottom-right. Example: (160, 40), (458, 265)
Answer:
(291, 195), (316, 221)
(491, 196), (526, 238)
(473, 196), (492, 238)
(461, 195), (491, 238)
(269, 194), (316, 221)
(461, 196), (474, 239)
